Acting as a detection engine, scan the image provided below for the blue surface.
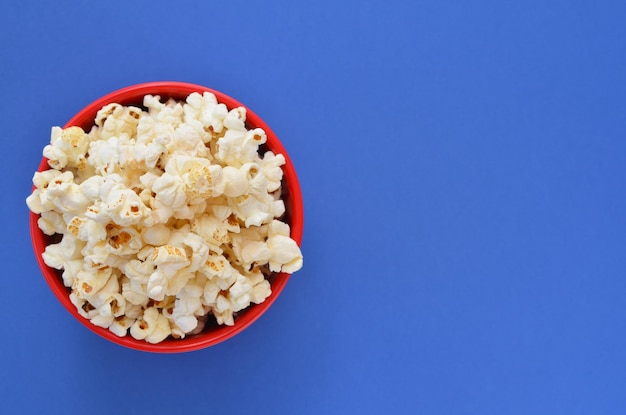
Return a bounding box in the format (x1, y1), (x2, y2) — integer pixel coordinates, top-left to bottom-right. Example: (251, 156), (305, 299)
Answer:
(2, 1), (626, 413)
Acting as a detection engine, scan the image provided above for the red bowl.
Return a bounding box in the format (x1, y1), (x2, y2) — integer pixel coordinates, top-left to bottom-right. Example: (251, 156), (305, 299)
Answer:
(29, 81), (303, 353)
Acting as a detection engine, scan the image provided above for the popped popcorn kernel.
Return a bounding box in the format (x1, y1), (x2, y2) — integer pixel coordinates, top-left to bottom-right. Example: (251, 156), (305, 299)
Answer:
(27, 91), (303, 343)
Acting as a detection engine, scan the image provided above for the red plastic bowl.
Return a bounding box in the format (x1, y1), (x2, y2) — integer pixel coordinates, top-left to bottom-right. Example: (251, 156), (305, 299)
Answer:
(29, 81), (303, 353)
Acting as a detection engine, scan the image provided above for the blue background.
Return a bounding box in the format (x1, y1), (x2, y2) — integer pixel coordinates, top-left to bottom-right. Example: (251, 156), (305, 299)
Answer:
(2, 1), (625, 413)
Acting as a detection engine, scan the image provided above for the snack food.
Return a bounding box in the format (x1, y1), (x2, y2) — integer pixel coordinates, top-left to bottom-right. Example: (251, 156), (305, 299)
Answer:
(27, 92), (303, 343)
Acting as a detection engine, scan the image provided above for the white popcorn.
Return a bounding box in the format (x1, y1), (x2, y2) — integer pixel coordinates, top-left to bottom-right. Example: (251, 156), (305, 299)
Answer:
(228, 274), (253, 312)
(213, 308), (235, 326)
(26, 191), (48, 216)
(121, 277), (150, 306)
(184, 92), (229, 135)
(147, 244), (190, 301)
(229, 194), (267, 227)
(190, 214), (230, 252)
(124, 246), (156, 285)
(42, 126), (88, 170)
(176, 230), (210, 273)
(223, 107), (247, 131)
(145, 136), (169, 169)
(170, 276), (204, 333)
(102, 183), (150, 227)
(71, 291), (98, 319)
(155, 99), (185, 128)
(229, 227), (265, 267)
(105, 225), (143, 256)
(221, 165), (249, 197)
(32, 169), (63, 189)
(45, 126), (91, 170)
(27, 92), (303, 343)
(250, 279), (272, 304)
(87, 270), (121, 310)
(248, 268), (272, 304)
(65, 216), (106, 242)
(38, 210), (66, 236)
(199, 253), (237, 285)
(43, 143), (68, 170)
(268, 218), (291, 237)
(216, 129), (266, 167)
(95, 103), (141, 140)
(145, 314), (171, 344)
(202, 278), (221, 305)
(109, 315), (135, 337)
(240, 240), (271, 268)
(81, 240), (112, 267)
(91, 313), (115, 329)
(72, 266), (114, 301)
(97, 292), (126, 318)
(130, 306), (171, 343)
(42, 234), (85, 274)
(169, 122), (211, 159)
(152, 172), (186, 209)
(43, 171), (90, 215)
(79, 175), (105, 201)
(27, 170), (62, 214)
(152, 245), (189, 277)
(260, 152), (286, 192)
(123, 302), (145, 320)
(61, 259), (84, 288)
(141, 224), (171, 246)
(87, 136), (121, 175)
(165, 155), (224, 202)
(267, 234), (303, 274)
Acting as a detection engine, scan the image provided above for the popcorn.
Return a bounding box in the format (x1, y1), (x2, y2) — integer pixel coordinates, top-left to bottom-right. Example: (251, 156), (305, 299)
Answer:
(79, 175), (105, 201)
(165, 155), (225, 202)
(141, 224), (171, 246)
(216, 128), (267, 167)
(43, 171), (90, 215)
(184, 92), (229, 135)
(190, 214), (231, 252)
(42, 126), (90, 170)
(267, 234), (303, 274)
(169, 276), (204, 334)
(109, 315), (135, 337)
(121, 277), (150, 306)
(249, 270), (272, 304)
(42, 233), (85, 273)
(130, 306), (171, 343)
(152, 245), (189, 277)
(38, 210), (66, 236)
(98, 292), (126, 318)
(229, 194), (267, 228)
(27, 170), (62, 214)
(260, 152), (286, 192)
(199, 253), (237, 283)
(147, 244), (190, 300)
(240, 240), (271, 269)
(102, 183), (151, 227)
(66, 216), (106, 242)
(144, 135), (169, 169)
(61, 259), (84, 287)
(27, 92), (303, 342)
(72, 266), (114, 301)
(221, 166), (248, 197)
(94, 103), (141, 140)
(152, 173), (187, 211)
(169, 123), (211, 159)
(124, 246), (156, 285)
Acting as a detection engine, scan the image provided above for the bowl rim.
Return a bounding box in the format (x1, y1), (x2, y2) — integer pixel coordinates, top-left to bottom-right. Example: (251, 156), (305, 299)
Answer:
(29, 81), (303, 353)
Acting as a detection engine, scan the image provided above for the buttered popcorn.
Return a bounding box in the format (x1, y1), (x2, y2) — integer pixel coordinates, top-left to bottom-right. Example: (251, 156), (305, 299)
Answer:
(27, 92), (303, 343)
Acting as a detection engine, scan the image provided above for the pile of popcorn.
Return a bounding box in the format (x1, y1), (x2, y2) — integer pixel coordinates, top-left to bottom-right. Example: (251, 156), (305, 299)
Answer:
(26, 92), (303, 343)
